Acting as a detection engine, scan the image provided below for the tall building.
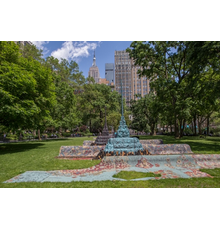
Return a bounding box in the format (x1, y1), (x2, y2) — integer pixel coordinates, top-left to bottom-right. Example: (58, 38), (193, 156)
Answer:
(14, 41), (33, 46)
(114, 50), (150, 106)
(105, 63), (114, 84)
(98, 78), (110, 85)
(88, 51), (100, 83)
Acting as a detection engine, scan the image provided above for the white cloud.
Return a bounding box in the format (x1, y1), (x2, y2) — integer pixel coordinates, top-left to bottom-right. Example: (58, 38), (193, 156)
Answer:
(51, 41), (100, 62)
(31, 41), (49, 56)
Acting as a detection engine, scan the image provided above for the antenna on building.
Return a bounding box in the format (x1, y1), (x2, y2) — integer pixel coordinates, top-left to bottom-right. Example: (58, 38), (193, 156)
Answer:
(92, 50), (96, 66)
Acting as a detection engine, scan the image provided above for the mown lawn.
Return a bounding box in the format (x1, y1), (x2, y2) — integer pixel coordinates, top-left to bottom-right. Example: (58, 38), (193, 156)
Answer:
(1, 136), (220, 188)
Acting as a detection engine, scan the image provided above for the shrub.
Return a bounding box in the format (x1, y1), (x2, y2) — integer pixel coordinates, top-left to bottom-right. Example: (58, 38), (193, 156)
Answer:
(210, 127), (220, 135)
(183, 127), (193, 135)
(62, 132), (71, 137)
(6, 134), (17, 140)
(79, 125), (87, 132)
(77, 132), (85, 136)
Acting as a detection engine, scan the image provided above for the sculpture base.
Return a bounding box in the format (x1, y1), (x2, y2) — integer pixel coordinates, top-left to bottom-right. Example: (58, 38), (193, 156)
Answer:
(93, 135), (111, 145)
(94, 149), (150, 160)
(104, 137), (144, 154)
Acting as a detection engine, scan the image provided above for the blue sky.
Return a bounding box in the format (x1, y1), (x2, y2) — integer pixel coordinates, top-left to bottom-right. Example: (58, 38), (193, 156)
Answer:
(32, 41), (133, 79)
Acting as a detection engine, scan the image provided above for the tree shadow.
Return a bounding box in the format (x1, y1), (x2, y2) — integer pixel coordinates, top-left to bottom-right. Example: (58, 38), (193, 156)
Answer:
(0, 143), (45, 155)
(40, 138), (69, 142)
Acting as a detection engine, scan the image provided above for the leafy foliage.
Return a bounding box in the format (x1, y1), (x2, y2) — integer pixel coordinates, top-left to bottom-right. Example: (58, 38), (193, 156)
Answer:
(0, 41), (56, 131)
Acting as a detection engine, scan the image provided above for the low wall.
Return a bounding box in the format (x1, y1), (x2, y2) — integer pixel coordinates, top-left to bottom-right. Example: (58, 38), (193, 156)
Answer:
(83, 139), (163, 146)
(58, 146), (104, 157)
(139, 139), (163, 145)
(142, 144), (193, 155)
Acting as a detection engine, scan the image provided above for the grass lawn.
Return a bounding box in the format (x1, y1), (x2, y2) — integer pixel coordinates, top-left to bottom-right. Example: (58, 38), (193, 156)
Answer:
(1, 135), (220, 188)
(113, 171), (161, 180)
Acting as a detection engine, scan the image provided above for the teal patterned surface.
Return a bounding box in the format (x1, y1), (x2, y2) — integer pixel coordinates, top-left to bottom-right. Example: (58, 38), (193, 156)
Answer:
(104, 137), (143, 154)
(5, 154), (219, 183)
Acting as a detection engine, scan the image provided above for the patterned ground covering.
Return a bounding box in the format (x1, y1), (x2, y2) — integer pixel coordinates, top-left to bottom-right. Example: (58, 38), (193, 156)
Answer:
(62, 140), (192, 160)
(83, 140), (95, 146)
(139, 139), (163, 145)
(58, 146), (104, 158)
(142, 144), (193, 155)
(5, 154), (220, 183)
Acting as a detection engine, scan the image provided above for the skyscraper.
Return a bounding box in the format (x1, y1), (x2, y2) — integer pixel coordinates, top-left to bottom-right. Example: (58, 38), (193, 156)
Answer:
(105, 63), (114, 84)
(88, 51), (100, 83)
(14, 41), (33, 46)
(114, 50), (150, 106)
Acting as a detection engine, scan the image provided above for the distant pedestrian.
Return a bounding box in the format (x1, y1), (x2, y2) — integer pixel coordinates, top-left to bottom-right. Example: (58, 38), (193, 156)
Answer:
(204, 130), (207, 138)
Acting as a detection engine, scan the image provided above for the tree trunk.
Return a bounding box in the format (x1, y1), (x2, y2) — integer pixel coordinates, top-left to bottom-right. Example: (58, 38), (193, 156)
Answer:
(38, 129), (41, 140)
(174, 113), (177, 138)
(90, 119), (92, 133)
(175, 117), (179, 138)
(198, 119), (202, 135)
(150, 123), (156, 136)
(193, 115), (197, 135)
(191, 121), (194, 133)
(179, 119), (185, 138)
(100, 110), (102, 125)
(33, 130), (36, 136)
(207, 116), (210, 135)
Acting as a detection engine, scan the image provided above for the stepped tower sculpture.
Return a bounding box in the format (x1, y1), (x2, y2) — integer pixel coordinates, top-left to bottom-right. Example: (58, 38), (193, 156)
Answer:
(104, 80), (144, 155)
(94, 106), (111, 145)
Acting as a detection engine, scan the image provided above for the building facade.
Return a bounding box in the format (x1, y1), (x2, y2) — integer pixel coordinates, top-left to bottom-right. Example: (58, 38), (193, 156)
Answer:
(98, 78), (110, 85)
(88, 51), (100, 83)
(114, 50), (150, 106)
(14, 41), (33, 46)
(105, 63), (114, 84)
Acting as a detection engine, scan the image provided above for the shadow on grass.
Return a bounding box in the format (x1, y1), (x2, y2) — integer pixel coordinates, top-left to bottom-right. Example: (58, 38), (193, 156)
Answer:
(40, 138), (69, 142)
(0, 143), (45, 155)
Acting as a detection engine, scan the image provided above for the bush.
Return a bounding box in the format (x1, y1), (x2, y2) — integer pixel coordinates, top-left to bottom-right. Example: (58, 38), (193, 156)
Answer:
(183, 127), (193, 135)
(86, 132), (93, 136)
(6, 134), (17, 140)
(210, 127), (220, 135)
(62, 132), (71, 137)
(77, 132), (85, 136)
(79, 125), (87, 132)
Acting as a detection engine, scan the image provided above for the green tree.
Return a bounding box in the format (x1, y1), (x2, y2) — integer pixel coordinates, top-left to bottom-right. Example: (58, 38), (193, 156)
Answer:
(127, 41), (200, 138)
(78, 81), (121, 133)
(51, 81), (80, 131)
(0, 41), (56, 137)
(130, 93), (159, 135)
(18, 42), (44, 62)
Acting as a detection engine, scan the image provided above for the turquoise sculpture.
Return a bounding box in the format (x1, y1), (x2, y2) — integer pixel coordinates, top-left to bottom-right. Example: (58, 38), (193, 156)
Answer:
(104, 80), (144, 154)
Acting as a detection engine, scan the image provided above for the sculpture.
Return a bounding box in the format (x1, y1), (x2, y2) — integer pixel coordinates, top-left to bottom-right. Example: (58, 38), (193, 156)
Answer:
(104, 80), (144, 155)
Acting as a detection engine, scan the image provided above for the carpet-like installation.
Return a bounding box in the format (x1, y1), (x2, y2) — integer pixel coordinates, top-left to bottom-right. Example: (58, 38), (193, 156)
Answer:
(4, 154), (220, 183)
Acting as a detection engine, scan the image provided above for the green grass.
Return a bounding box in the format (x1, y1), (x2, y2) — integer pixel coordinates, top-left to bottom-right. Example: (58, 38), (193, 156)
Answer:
(1, 135), (220, 188)
(113, 171), (161, 180)
(0, 137), (100, 186)
(200, 168), (220, 178)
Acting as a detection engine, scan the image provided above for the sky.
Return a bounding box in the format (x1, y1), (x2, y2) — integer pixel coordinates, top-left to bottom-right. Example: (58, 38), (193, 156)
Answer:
(31, 41), (133, 79)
